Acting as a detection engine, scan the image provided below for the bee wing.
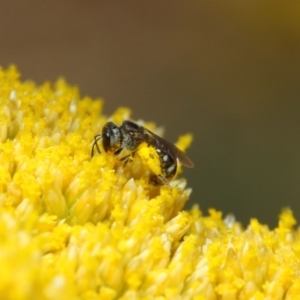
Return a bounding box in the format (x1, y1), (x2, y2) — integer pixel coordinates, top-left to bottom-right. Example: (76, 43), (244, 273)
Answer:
(172, 144), (195, 168)
(141, 128), (194, 168)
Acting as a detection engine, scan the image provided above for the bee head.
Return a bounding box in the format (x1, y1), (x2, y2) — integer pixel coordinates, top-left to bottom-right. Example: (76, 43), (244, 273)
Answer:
(102, 122), (122, 153)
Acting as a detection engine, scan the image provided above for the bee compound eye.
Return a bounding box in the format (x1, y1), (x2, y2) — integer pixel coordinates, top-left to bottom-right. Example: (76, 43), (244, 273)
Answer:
(101, 122), (122, 152)
(102, 131), (111, 151)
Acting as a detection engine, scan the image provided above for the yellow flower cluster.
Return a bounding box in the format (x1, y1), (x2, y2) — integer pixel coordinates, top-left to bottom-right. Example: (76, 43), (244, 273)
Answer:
(0, 66), (300, 300)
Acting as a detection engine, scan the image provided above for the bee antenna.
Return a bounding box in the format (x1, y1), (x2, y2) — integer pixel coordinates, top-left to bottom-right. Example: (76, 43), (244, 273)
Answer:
(91, 134), (102, 157)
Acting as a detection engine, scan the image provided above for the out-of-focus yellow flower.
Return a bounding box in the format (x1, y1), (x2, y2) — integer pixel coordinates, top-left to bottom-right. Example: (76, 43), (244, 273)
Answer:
(0, 65), (300, 300)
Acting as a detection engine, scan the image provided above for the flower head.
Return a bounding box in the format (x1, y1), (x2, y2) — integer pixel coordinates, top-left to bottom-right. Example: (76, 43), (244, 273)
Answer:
(0, 65), (300, 299)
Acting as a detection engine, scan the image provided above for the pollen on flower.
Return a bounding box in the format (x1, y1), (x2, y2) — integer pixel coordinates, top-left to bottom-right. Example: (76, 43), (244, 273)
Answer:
(1, 65), (300, 299)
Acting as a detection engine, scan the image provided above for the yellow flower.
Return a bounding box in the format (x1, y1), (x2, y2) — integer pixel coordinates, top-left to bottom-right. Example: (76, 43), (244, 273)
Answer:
(0, 65), (300, 299)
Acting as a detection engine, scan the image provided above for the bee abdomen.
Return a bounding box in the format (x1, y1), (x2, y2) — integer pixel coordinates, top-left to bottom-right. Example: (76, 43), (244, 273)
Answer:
(158, 151), (177, 180)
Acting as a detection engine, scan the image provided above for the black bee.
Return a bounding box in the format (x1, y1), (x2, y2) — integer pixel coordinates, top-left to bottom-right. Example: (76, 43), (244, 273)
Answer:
(91, 120), (194, 184)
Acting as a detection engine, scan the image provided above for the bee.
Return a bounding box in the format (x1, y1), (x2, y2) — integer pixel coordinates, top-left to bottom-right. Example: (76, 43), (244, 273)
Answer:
(91, 120), (194, 185)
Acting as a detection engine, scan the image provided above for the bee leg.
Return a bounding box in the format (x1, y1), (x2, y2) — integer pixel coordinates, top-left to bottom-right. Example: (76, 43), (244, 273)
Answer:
(119, 151), (136, 167)
(150, 174), (168, 185)
(91, 134), (102, 157)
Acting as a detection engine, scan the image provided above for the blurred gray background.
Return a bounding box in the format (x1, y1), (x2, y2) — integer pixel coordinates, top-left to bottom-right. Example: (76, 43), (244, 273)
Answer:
(1, 1), (300, 227)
